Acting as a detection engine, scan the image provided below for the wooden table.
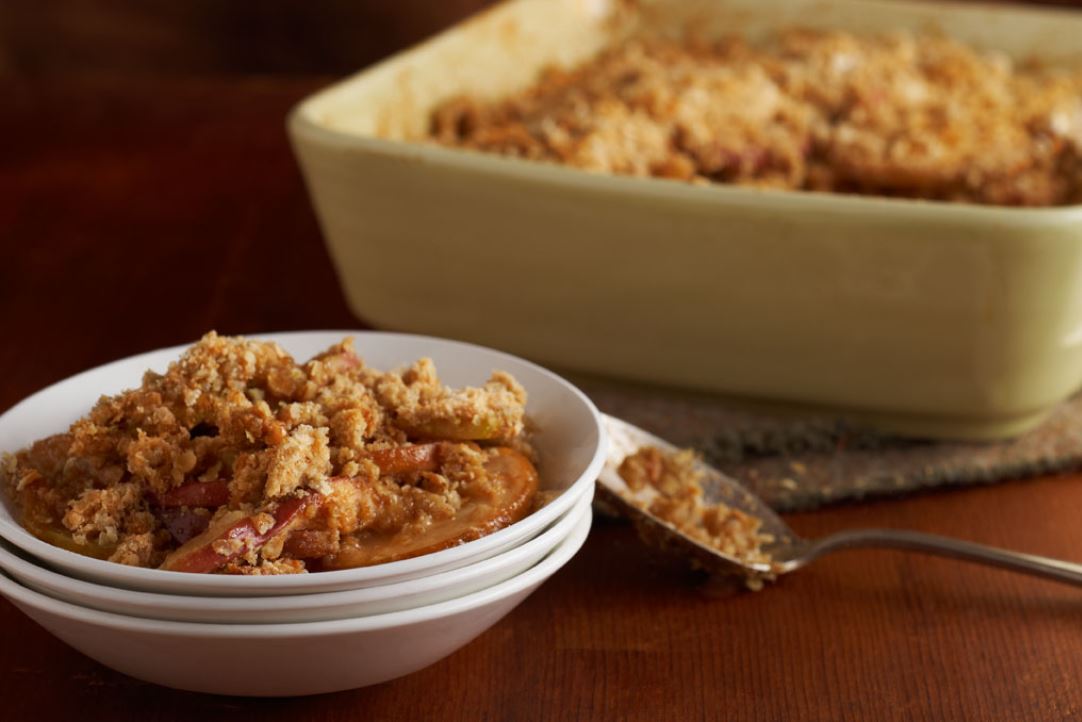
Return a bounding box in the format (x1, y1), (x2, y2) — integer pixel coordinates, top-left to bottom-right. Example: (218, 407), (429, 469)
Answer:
(2, 13), (1082, 722)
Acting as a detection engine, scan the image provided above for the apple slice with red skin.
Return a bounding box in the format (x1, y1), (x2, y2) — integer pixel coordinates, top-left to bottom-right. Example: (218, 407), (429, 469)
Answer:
(158, 479), (230, 508)
(159, 508), (214, 545)
(154, 479), (232, 545)
(363, 443), (444, 476)
(152, 443), (440, 557)
(320, 447), (539, 570)
(159, 495), (311, 573)
(159, 444), (538, 572)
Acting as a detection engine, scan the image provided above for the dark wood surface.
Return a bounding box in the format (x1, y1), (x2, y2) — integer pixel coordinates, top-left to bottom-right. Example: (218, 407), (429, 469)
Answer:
(2, 3), (1082, 720)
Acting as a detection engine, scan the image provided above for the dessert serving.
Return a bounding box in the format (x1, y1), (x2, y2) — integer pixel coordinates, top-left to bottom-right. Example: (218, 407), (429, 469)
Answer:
(0, 333), (540, 575)
(430, 28), (1082, 206)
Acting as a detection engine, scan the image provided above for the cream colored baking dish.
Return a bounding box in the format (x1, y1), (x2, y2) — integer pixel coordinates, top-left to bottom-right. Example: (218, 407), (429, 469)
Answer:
(289, 0), (1082, 440)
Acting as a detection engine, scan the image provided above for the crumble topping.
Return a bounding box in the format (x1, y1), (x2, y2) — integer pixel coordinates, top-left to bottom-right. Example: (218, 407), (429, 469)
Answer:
(430, 29), (1082, 206)
(618, 446), (774, 587)
(1, 333), (539, 574)
(376, 359), (527, 443)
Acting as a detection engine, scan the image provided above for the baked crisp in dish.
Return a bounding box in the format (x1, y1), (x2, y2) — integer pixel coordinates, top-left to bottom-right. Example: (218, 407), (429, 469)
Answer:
(430, 29), (1082, 206)
(618, 446), (773, 581)
(0, 333), (539, 574)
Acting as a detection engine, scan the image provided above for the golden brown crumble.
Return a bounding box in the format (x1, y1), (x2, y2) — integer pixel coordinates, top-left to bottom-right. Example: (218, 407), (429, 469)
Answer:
(221, 558), (308, 576)
(375, 359), (527, 443)
(618, 446), (774, 581)
(108, 532), (158, 567)
(429, 29), (1082, 206)
(1, 333), (539, 574)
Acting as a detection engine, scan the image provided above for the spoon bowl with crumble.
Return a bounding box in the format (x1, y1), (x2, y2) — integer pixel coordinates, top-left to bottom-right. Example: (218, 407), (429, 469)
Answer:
(599, 415), (1082, 589)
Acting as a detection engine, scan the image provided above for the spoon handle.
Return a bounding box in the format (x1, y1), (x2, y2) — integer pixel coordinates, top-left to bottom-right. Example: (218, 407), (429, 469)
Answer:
(793, 529), (1082, 587)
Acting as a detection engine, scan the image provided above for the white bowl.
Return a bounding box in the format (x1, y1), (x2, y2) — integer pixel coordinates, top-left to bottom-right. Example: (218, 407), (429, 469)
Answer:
(0, 500), (592, 696)
(0, 330), (605, 595)
(0, 490), (592, 623)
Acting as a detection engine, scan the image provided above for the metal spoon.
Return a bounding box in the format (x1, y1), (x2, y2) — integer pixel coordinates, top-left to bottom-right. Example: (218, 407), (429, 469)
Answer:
(597, 414), (1082, 587)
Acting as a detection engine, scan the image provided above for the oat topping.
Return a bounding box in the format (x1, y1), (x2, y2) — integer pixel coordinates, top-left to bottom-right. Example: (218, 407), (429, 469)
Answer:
(376, 359), (527, 443)
(618, 446), (774, 586)
(0, 333), (539, 574)
(430, 29), (1082, 206)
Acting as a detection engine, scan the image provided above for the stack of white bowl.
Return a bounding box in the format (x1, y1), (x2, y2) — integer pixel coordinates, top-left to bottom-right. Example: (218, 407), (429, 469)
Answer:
(0, 332), (606, 696)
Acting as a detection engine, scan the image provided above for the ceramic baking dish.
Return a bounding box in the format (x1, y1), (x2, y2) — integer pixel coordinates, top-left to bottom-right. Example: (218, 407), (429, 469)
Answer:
(289, 0), (1082, 440)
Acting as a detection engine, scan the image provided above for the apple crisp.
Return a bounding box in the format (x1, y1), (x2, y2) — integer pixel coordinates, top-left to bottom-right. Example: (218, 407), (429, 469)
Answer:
(618, 446), (774, 582)
(0, 333), (539, 574)
(429, 29), (1082, 206)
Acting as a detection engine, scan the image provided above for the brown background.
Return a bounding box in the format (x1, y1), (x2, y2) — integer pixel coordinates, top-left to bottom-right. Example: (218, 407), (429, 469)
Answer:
(2, 2), (1082, 720)
(0, 1), (495, 77)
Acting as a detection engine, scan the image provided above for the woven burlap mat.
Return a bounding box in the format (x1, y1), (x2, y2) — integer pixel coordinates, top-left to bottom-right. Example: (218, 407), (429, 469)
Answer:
(574, 375), (1082, 512)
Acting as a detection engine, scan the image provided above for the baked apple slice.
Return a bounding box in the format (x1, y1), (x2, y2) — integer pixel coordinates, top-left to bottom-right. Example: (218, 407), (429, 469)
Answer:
(159, 495), (310, 573)
(320, 447), (539, 569)
(154, 479), (232, 544)
(364, 443), (444, 476)
(158, 479), (230, 508)
(30, 525), (116, 560)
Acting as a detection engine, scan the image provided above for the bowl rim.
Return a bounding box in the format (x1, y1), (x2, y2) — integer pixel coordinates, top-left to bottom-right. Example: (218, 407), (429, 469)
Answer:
(0, 495), (593, 638)
(0, 330), (606, 592)
(0, 490), (593, 614)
